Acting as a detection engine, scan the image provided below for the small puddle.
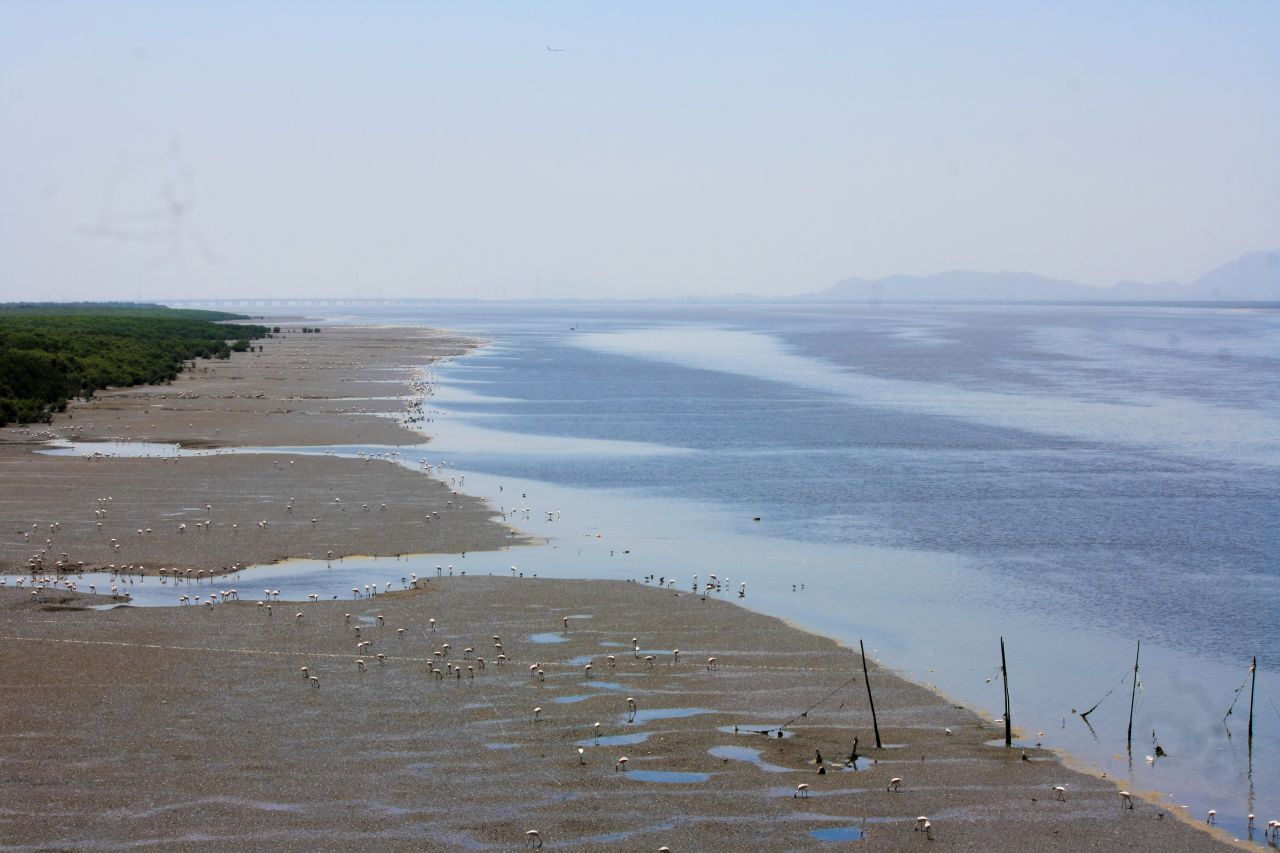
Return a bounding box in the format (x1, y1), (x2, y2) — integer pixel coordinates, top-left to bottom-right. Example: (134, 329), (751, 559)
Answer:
(527, 632), (568, 644)
(588, 681), (626, 691)
(566, 654), (597, 666)
(629, 707), (716, 724)
(553, 694), (593, 704)
(708, 745), (794, 773)
(811, 826), (865, 842)
(484, 743), (520, 750)
(578, 732), (653, 747)
(718, 724), (794, 739)
(39, 440), (185, 457)
(626, 770), (710, 784)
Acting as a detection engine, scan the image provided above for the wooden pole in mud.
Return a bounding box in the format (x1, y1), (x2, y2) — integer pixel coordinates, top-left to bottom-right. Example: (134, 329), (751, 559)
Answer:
(860, 640), (882, 749)
(1126, 641), (1141, 748)
(1001, 637), (1012, 747)
(1248, 656), (1257, 741)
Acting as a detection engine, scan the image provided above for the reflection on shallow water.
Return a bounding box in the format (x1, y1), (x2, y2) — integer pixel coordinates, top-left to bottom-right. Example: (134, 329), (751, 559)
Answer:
(575, 325), (1280, 467)
(810, 825), (866, 842)
(628, 707), (716, 725)
(1, 562), (422, 609)
(39, 439), (186, 457)
(708, 744), (794, 773)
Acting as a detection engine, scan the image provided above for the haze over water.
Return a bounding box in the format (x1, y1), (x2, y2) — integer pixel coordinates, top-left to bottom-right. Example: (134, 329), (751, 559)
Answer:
(352, 300), (1278, 838)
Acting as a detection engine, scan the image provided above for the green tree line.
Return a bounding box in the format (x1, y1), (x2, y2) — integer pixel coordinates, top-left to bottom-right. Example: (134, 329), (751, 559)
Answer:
(0, 304), (267, 425)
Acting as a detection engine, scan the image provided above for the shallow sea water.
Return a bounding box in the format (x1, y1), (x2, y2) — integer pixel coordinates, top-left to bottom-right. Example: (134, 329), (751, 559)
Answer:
(389, 301), (1279, 844)
(12, 301), (1278, 843)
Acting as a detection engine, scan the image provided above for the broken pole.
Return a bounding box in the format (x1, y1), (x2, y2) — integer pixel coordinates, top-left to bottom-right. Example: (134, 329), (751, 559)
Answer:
(860, 639), (882, 749)
(1248, 656), (1257, 742)
(1126, 640), (1141, 749)
(998, 635), (1008, 742)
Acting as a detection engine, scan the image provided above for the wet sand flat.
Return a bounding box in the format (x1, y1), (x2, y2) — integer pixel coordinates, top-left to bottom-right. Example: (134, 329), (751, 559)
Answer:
(0, 578), (1240, 851)
(0, 324), (517, 576)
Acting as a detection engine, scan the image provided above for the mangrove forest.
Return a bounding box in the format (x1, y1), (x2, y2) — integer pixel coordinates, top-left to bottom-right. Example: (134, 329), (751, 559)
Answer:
(0, 304), (267, 426)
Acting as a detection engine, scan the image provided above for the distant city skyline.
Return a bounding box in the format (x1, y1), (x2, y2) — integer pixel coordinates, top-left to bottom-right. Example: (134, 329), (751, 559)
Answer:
(2, 2), (1277, 302)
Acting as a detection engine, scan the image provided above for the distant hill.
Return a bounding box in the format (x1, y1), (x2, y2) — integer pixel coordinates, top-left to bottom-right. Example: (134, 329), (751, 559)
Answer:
(805, 250), (1280, 302)
(813, 271), (1097, 302)
(1184, 250), (1280, 301)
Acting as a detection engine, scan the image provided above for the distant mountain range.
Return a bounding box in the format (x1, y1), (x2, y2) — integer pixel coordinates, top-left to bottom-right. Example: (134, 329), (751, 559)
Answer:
(803, 250), (1280, 302)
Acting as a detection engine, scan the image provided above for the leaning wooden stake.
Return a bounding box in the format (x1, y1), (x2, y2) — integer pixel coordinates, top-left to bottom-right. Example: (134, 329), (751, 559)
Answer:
(1126, 640), (1141, 748)
(860, 639), (882, 748)
(1001, 636), (1012, 747)
(1248, 656), (1257, 742)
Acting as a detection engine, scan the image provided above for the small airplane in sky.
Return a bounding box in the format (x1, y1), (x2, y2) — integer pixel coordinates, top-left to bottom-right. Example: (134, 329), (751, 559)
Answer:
(546, 45), (566, 52)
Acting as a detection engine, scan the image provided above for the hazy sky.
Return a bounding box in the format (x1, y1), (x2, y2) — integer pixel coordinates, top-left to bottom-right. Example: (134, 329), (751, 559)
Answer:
(2, 2), (1277, 301)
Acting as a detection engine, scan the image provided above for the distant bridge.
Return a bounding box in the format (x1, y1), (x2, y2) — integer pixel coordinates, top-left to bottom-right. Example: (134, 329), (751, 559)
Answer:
(158, 298), (471, 309)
